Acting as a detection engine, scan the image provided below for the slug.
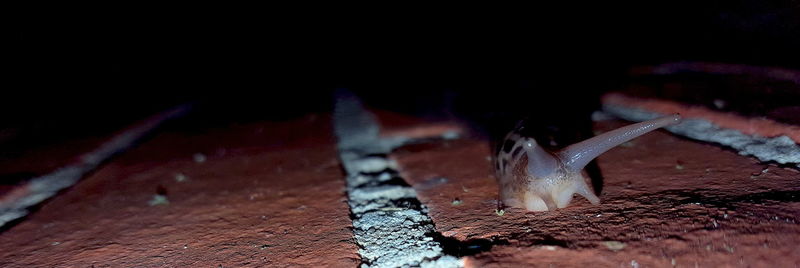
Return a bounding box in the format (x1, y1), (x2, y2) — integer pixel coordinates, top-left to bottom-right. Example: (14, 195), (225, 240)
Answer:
(494, 114), (682, 211)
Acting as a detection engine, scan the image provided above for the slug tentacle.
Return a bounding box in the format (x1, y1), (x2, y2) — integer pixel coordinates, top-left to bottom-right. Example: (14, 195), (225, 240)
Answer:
(523, 139), (560, 178)
(495, 114), (682, 212)
(557, 114), (682, 173)
(575, 179), (600, 205)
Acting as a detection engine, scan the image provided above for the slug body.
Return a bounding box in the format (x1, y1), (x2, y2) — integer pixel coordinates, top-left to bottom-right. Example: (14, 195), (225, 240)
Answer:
(495, 114), (682, 211)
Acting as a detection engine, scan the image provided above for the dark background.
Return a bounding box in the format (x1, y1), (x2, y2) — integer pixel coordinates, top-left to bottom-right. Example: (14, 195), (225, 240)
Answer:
(7, 2), (800, 150)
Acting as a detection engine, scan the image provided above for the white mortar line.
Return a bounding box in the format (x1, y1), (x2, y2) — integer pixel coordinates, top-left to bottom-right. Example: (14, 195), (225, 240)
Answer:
(0, 104), (192, 228)
(334, 91), (462, 268)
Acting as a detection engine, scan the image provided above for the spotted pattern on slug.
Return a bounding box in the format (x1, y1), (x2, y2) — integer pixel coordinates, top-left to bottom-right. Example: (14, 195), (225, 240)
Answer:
(492, 114), (682, 212)
(494, 129), (527, 184)
(494, 125), (549, 209)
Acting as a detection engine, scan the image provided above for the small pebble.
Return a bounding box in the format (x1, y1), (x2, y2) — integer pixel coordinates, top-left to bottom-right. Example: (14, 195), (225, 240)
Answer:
(193, 153), (206, 163)
(148, 194), (169, 206)
(603, 241), (626, 251)
(495, 209), (505, 216)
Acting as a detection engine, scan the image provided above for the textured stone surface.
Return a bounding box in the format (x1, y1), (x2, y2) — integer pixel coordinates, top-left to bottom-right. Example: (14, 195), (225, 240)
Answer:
(335, 94), (462, 268)
(0, 115), (360, 267)
(373, 109), (463, 141)
(603, 93), (800, 167)
(626, 62), (800, 126)
(3, 96), (798, 267)
(1, 106), (190, 228)
(0, 137), (102, 185)
(603, 92), (800, 143)
(392, 119), (800, 267)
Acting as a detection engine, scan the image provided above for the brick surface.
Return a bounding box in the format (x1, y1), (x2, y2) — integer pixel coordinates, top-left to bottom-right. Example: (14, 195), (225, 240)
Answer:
(372, 109), (463, 141)
(392, 119), (800, 267)
(603, 92), (800, 143)
(0, 115), (359, 267)
(4, 102), (799, 267)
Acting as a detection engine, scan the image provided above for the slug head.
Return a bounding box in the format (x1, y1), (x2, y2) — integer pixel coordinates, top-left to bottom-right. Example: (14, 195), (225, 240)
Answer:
(496, 114), (682, 211)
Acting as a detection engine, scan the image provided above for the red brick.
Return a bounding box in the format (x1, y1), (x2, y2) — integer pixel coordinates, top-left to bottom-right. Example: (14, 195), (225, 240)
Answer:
(603, 92), (800, 143)
(0, 115), (359, 267)
(392, 119), (800, 267)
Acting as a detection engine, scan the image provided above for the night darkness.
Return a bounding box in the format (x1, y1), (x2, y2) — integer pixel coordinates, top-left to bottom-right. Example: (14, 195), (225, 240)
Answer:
(7, 2), (800, 152)
(5, 4), (800, 265)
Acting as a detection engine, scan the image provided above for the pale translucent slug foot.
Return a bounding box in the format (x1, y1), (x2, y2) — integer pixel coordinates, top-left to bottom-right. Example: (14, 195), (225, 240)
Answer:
(495, 114), (681, 211)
